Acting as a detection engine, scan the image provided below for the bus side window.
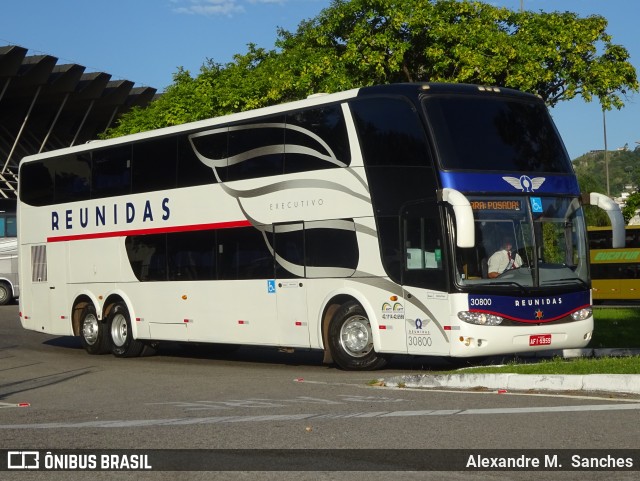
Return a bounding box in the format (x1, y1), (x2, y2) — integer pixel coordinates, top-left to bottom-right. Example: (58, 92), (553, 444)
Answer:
(401, 203), (446, 291)
(227, 118), (285, 181)
(271, 223), (305, 279)
(285, 105), (350, 174)
(92, 146), (132, 199)
(54, 154), (91, 203)
(125, 234), (167, 281)
(19, 161), (54, 206)
(132, 137), (178, 193)
(305, 219), (359, 277)
(177, 133), (221, 187)
(217, 227), (274, 280)
(167, 230), (217, 281)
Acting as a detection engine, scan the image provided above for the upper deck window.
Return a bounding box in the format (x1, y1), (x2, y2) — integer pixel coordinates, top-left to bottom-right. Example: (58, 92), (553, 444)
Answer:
(423, 96), (571, 173)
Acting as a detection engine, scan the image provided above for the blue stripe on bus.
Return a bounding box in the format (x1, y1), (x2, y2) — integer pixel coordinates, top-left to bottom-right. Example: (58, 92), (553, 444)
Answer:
(439, 172), (580, 195)
(468, 291), (590, 323)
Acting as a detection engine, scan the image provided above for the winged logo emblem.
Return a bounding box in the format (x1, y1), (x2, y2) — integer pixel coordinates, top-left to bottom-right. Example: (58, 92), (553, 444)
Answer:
(502, 175), (545, 192)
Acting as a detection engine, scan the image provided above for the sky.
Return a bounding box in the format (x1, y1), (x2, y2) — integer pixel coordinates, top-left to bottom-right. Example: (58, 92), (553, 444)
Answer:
(1, 0), (638, 160)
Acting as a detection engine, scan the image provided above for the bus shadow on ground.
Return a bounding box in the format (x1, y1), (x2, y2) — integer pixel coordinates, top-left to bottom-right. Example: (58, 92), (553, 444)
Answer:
(42, 335), (532, 371)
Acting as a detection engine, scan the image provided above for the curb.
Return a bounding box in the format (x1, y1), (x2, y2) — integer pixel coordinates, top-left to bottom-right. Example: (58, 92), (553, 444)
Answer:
(383, 373), (640, 395)
(382, 349), (640, 395)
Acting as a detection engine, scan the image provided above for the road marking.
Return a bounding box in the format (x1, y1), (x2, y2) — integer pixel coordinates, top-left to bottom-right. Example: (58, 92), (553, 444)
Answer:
(147, 395), (407, 411)
(0, 402), (30, 409)
(1, 403), (640, 429)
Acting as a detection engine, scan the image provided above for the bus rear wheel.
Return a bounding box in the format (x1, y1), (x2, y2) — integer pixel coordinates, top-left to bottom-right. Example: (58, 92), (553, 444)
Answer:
(108, 302), (145, 358)
(79, 304), (110, 354)
(0, 282), (12, 305)
(329, 301), (387, 371)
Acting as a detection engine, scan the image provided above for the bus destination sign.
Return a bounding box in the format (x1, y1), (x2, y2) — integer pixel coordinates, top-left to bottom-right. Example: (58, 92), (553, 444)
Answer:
(470, 200), (522, 211)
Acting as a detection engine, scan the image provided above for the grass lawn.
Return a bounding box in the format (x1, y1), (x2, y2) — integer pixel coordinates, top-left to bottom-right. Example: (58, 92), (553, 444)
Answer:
(590, 307), (640, 349)
(458, 356), (640, 375)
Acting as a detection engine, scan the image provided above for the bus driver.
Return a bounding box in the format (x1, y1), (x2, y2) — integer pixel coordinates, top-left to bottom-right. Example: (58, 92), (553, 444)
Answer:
(487, 238), (522, 278)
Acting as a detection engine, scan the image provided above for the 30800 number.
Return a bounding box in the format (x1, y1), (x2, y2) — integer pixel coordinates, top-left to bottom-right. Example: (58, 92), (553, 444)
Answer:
(408, 336), (432, 347)
(470, 298), (492, 306)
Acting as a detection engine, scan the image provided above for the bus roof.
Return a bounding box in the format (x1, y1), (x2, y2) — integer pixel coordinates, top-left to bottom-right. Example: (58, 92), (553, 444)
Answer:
(20, 82), (541, 166)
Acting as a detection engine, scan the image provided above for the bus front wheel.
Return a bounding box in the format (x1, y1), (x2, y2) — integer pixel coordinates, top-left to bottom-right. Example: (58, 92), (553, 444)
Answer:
(329, 301), (387, 371)
(79, 304), (110, 355)
(108, 302), (145, 358)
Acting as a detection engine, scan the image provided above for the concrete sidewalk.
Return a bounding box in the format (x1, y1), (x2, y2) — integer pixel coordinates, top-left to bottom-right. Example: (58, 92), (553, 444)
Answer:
(383, 348), (640, 396)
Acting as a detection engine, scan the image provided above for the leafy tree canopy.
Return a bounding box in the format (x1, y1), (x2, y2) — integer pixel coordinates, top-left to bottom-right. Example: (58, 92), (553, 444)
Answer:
(104, 0), (638, 137)
(622, 192), (640, 224)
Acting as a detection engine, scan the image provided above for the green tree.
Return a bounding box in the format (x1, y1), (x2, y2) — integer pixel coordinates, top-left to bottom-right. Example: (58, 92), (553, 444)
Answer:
(104, 0), (638, 137)
(576, 170), (612, 227)
(622, 192), (640, 224)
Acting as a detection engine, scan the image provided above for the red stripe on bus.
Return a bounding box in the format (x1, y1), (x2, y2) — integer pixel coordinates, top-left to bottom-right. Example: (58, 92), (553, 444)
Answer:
(469, 305), (591, 323)
(46, 220), (252, 242)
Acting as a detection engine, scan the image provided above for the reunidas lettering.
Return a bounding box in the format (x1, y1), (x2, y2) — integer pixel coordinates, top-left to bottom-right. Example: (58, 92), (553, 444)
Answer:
(514, 297), (562, 307)
(51, 198), (170, 231)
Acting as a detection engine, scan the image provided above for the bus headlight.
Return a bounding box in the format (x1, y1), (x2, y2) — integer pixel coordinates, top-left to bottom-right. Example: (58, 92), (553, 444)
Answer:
(458, 311), (503, 326)
(571, 307), (592, 321)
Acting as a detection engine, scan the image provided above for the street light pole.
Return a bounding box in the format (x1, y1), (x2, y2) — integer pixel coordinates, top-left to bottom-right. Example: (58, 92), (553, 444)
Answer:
(603, 108), (610, 197)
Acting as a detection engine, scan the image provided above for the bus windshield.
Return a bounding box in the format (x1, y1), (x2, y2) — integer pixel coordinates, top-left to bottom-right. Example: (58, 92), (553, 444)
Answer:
(454, 196), (589, 290)
(423, 95), (572, 173)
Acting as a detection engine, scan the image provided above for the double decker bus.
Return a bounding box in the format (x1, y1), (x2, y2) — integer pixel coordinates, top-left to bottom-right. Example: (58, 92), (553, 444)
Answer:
(588, 225), (640, 302)
(17, 83), (623, 370)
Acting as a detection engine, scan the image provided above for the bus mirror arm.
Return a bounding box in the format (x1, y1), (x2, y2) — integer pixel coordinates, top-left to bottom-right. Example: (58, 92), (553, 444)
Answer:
(585, 192), (625, 248)
(439, 188), (475, 248)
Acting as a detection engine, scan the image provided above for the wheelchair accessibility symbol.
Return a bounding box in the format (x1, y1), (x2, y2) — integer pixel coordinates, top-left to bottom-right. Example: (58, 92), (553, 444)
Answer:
(530, 197), (543, 213)
(267, 280), (276, 294)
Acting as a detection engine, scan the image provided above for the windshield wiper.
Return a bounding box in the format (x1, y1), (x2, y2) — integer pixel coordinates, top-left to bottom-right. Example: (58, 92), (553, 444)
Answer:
(541, 277), (588, 288)
(487, 281), (528, 292)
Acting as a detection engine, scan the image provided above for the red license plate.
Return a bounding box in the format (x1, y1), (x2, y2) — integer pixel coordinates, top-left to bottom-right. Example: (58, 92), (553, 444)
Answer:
(529, 334), (552, 346)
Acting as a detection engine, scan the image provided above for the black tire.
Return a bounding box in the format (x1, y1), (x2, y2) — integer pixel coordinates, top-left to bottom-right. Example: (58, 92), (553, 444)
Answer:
(79, 304), (110, 354)
(108, 302), (145, 358)
(328, 301), (387, 371)
(0, 282), (12, 305)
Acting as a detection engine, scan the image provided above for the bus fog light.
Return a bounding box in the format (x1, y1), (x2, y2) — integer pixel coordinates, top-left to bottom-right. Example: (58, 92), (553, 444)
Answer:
(571, 307), (592, 321)
(458, 311), (503, 326)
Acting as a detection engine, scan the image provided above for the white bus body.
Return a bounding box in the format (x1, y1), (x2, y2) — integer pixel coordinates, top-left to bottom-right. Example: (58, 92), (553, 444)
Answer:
(17, 83), (621, 370)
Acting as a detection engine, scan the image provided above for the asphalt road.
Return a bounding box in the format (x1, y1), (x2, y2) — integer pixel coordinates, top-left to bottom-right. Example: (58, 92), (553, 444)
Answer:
(1, 304), (639, 480)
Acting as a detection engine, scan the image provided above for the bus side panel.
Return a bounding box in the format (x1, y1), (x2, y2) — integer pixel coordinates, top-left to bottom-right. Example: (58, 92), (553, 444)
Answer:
(68, 238), (127, 284)
(20, 242), (72, 336)
(186, 279), (279, 346)
(121, 280), (280, 346)
(403, 288), (451, 356)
